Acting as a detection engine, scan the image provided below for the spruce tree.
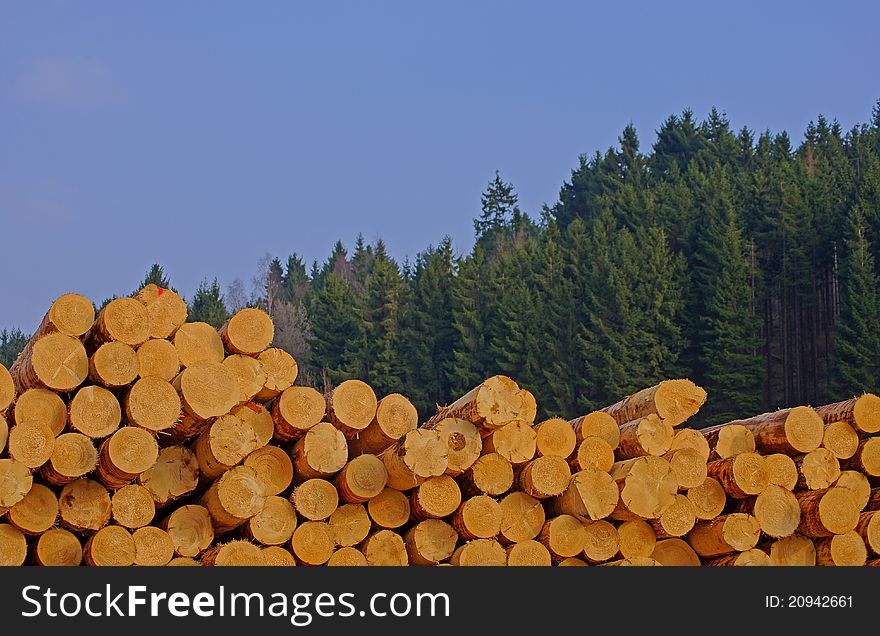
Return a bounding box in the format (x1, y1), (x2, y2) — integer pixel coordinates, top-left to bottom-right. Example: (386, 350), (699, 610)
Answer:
(138, 263), (171, 291)
(449, 246), (492, 394)
(474, 171), (519, 250)
(830, 207), (880, 398)
(0, 328), (29, 367)
(188, 279), (228, 328)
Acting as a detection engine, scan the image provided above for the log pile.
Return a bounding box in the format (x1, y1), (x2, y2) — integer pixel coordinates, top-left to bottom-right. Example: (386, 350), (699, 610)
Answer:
(1, 288), (880, 566)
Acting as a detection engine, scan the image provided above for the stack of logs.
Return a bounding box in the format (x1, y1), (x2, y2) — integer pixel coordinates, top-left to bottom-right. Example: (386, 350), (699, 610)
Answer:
(1, 289), (879, 566)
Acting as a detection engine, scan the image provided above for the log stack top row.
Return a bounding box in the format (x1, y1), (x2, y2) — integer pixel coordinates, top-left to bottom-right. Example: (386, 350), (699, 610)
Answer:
(1, 289), (879, 566)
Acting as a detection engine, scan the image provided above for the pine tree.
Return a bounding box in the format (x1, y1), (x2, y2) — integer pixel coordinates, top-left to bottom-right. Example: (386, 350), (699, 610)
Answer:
(351, 241), (404, 395)
(308, 273), (360, 386)
(0, 328), (29, 367)
(401, 238), (457, 415)
(138, 263), (171, 291)
(188, 279), (228, 328)
(830, 207), (880, 398)
(690, 169), (764, 424)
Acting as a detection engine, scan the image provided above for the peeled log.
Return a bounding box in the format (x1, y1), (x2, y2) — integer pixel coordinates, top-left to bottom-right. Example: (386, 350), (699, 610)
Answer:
(815, 531), (867, 566)
(59, 478), (111, 533)
(822, 421), (859, 460)
(12, 388), (66, 436)
(461, 452), (513, 497)
(163, 505), (214, 557)
(290, 478), (338, 521)
(222, 354), (266, 404)
(125, 377), (181, 432)
(0, 365), (12, 416)
(704, 549), (771, 566)
(650, 494), (696, 538)
(733, 485), (800, 538)
(841, 437), (880, 477)
(380, 429), (446, 490)
(450, 539), (506, 566)
(700, 424), (755, 460)
(835, 471), (872, 511)
(253, 348), (298, 403)
(706, 452), (768, 499)
(97, 427), (159, 489)
(616, 415), (674, 459)
(539, 515), (587, 559)
(814, 394), (880, 435)
(271, 386), (325, 442)
(651, 538), (701, 566)
(200, 465), (266, 533)
(86, 298), (151, 349)
(856, 511), (880, 555)
(611, 455), (677, 520)
(327, 503), (370, 547)
(292, 421), (348, 481)
(201, 541), (266, 566)
(219, 308), (274, 356)
(518, 456), (571, 499)
(111, 484), (156, 529)
(427, 375), (527, 433)
(89, 342), (138, 389)
(617, 519), (657, 558)
(137, 338), (180, 382)
(34, 528), (82, 566)
(172, 361), (240, 439)
(0, 524), (27, 566)
(571, 436), (615, 473)
(38, 433), (97, 486)
(327, 547), (366, 566)
(133, 285), (187, 339)
(8, 483), (57, 535)
(336, 454), (387, 503)
(533, 418), (577, 458)
(767, 534), (816, 566)
(601, 379), (706, 427)
(507, 540), (552, 566)
(359, 529), (408, 566)
(138, 445), (199, 507)
(765, 453), (799, 490)
(132, 526), (175, 566)
(568, 411), (620, 448)
(498, 491), (544, 544)
(31, 293), (95, 340)
(551, 468), (618, 522)
(482, 420), (536, 465)
(795, 448), (840, 491)
(664, 447), (708, 490)
(723, 406), (824, 455)
(411, 475), (461, 520)
(69, 385), (121, 439)
(797, 487), (861, 538)
(687, 513), (760, 557)
(193, 413), (259, 481)
(7, 421), (55, 469)
(404, 519), (458, 565)
(686, 477), (727, 521)
(11, 333), (88, 393)
(349, 393), (416, 455)
(244, 445), (293, 496)
(367, 488), (410, 529)
(327, 380), (379, 438)
(245, 496), (297, 546)
(581, 520), (619, 563)
(452, 495), (501, 540)
(173, 322), (224, 368)
(668, 428), (710, 461)
(422, 417), (481, 477)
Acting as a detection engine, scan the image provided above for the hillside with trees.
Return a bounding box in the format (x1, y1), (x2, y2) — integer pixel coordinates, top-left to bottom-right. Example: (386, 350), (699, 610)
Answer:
(4, 103), (880, 427)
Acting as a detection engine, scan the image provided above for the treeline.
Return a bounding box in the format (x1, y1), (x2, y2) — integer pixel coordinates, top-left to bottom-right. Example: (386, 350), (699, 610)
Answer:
(4, 103), (880, 426)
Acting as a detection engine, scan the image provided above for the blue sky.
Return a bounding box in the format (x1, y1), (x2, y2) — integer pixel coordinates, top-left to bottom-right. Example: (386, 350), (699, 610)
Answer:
(1, 1), (878, 329)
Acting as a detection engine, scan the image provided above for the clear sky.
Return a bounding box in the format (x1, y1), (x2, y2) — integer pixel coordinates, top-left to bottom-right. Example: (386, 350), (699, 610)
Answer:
(1, 1), (877, 330)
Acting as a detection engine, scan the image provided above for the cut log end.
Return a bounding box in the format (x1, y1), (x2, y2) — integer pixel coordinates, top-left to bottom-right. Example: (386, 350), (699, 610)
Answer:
(291, 521), (335, 565)
(98, 426), (159, 489)
(651, 494), (696, 538)
(173, 322), (225, 368)
(85, 525), (136, 566)
(665, 447), (708, 490)
(450, 539), (506, 566)
(263, 546), (297, 566)
(202, 541), (266, 566)
(768, 534), (816, 566)
(164, 505), (214, 557)
(428, 417), (480, 477)
(20, 333), (89, 393)
(59, 478), (111, 533)
(452, 495), (502, 540)
(553, 468), (618, 522)
(202, 465), (267, 533)
(133, 285), (187, 340)
(463, 452), (513, 497)
(765, 453), (799, 490)
(0, 524), (27, 566)
(138, 445), (199, 507)
(8, 483), (58, 535)
(573, 436), (615, 473)
(111, 484), (156, 529)
(507, 539), (552, 566)
(381, 428), (446, 490)
(327, 547), (367, 566)
(94, 298), (152, 348)
(519, 455), (571, 499)
(126, 377), (181, 432)
(483, 420), (536, 465)
(823, 420), (859, 460)
(137, 338), (181, 382)
(412, 475), (461, 520)
(405, 519), (458, 565)
(686, 477), (727, 521)
(569, 411), (620, 448)
(13, 388), (66, 436)
(220, 308), (274, 356)
(45, 293), (96, 337)
(272, 386), (325, 442)
(651, 538), (701, 566)
(90, 342), (139, 389)
(539, 514), (587, 559)
(534, 418), (577, 459)
(176, 361), (240, 423)
(816, 531), (867, 566)
(336, 454), (388, 503)
(329, 380), (378, 437)
(581, 520), (620, 564)
(617, 519), (657, 558)
(132, 526), (175, 566)
(835, 470), (871, 510)
(0, 459), (33, 510)
(247, 496), (297, 546)
(35, 528), (82, 566)
(254, 348), (298, 402)
(614, 455), (677, 519)
(796, 448), (840, 491)
(293, 421), (349, 480)
(617, 415), (674, 459)
(798, 487), (861, 537)
(360, 529), (409, 566)
(499, 491), (545, 544)
(0, 365), (13, 416)
(367, 487), (411, 529)
(328, 503), (370, 547)
(223, 354), (267, 404)
(8, 421), (55, 469)
(69, 385), (122, 439)
(244, 445), (293, 496)
(290, 478), (339, 521)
